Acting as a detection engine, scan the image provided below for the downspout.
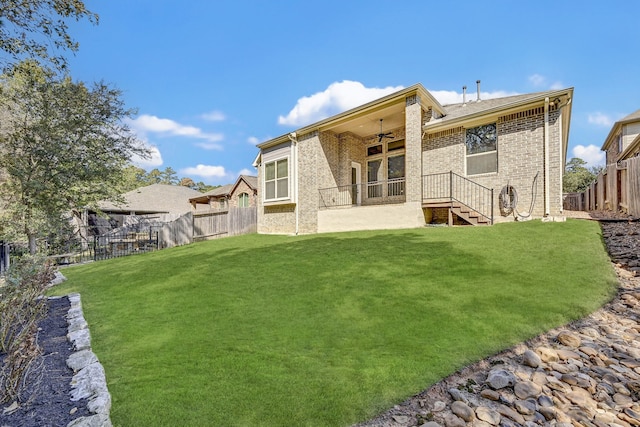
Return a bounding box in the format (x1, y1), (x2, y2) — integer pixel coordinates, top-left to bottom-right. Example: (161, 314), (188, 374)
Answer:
(288, 132), (299, 235)
(557, 102), (564, 213)
(544, 97), (550, 216)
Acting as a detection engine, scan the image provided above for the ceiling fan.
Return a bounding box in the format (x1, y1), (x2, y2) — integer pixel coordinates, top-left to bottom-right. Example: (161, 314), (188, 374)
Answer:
(376, 119), (394, 142)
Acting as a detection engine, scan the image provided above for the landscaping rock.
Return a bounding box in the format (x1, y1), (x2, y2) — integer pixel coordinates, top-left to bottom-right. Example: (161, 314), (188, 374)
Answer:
(486, 369), (516, 390)
(450, 401), (474, 422)
(521, 349), (541, 368)
(475, 406), (500, 425)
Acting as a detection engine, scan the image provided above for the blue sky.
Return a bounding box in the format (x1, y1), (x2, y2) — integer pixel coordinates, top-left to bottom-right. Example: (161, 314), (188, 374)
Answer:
(66, 1), (640, 185)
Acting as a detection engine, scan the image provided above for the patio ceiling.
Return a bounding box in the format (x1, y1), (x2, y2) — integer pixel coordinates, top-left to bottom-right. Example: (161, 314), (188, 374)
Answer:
(318, 102), (406, 139)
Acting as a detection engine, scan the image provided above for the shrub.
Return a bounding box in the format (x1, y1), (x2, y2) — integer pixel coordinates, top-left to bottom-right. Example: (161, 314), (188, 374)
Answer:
(0, 256), (55, 403)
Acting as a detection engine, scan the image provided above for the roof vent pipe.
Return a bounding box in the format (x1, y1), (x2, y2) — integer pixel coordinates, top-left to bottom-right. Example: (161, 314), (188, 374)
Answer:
(476, 80), (481, 101)
(462, 86), (467, 105)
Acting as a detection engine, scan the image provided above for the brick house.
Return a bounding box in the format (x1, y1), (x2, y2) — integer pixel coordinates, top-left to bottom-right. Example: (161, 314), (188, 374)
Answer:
(254, 83), (573, 234)
(581, 109), (640, 214)
(189, 175), (258, 210)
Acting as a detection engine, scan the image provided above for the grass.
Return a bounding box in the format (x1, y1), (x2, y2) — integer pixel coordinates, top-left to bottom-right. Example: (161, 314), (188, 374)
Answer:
(51, 220), (617, 426)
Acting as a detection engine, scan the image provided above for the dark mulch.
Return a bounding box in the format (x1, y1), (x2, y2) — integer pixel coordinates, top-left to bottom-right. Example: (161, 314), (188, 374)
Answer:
(0, 296), (91, 427)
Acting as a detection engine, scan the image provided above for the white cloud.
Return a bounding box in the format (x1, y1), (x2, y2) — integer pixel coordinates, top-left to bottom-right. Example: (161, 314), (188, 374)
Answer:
(573, 144), (605, 167)
(429, 89), (519, 105)
(180, 164), (227, 178)
(247, 136), (260, 145)
(529, 74), (546, 87)
(195, 142), (223, 150)
(200, 110), (226, 122)
(278, 80), (404, 127)
(128, 114), (223, 143)
(528, 74), (564, 90)
(238, 168), (255, 176)
(131, 144), (163, 168)
(588, 112), (615, 127)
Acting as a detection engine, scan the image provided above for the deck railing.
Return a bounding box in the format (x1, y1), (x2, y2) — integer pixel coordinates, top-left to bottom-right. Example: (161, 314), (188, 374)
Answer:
(422, 171), (494, 224)
(318, 178), (406, 209)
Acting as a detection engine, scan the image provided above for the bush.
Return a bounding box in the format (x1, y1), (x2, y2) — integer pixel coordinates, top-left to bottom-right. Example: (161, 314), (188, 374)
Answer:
(0, 256), (55, 403)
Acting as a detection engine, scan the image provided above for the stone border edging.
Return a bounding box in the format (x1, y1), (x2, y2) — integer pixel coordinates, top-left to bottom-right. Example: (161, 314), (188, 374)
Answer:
(63, 292), (113, 427)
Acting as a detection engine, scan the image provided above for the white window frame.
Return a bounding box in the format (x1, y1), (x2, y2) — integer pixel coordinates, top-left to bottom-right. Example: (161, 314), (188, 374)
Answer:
(263, 156), (290, 202)
(465, 123), (498, 176)
(365, 139), (405, 199)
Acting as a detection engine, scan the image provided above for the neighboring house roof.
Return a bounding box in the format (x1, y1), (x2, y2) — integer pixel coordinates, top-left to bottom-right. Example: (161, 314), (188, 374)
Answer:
(201, 184), (234, 199)
(601, 108), (640, 151)
(189, 175), (258, 205)
(98, 184), (202, 214)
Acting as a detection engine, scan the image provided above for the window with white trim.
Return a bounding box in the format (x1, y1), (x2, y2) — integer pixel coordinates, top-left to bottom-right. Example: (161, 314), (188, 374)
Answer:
(238, 192), (249, 207)
(365, 139), (405, 198)
(264, 158), (289, 201)
(466, 123), (497, 175)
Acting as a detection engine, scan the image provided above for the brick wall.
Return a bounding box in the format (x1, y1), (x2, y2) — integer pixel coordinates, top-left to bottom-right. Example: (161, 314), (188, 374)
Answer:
(423, 106), (565, 218)
(227, 179), (257, 208)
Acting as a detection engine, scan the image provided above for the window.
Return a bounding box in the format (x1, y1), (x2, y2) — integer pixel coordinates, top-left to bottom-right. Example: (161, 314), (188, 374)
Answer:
(264, 158), (289, 201)
(387, 140), (405, 152)
(238, 192), (249, 207)
(367, 159), (383, 197)
(387, 154), (405, 196)
(466, 123), (497, 175)
(219, 198), (227, 209)
(618, 133), (624, 154)
(365, 139), (406, 198)
(367, 144), (382, 156)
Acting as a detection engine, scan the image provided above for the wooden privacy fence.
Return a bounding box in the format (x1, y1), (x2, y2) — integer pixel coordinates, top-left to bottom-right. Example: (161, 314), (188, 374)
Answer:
(628, 156), (640, 216)
(569, 156), (640, 217)
(157, 208), (257, 247)
(192, 207), (257, 240)
(563, 193), (585, 211)
(159, 212), (194, 248)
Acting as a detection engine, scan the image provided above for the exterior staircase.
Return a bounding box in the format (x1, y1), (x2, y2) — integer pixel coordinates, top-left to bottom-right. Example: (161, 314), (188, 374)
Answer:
(422, 171), (494, 226)
(422, 199), (491, 226)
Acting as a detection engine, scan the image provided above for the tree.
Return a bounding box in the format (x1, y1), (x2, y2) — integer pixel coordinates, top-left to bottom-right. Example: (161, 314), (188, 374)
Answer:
(119, 165), (149, 192)
(0, 0), (97, 70)
(0, 61), (149, 253)
(179, 177), (196, 188)
(563, 157), (602, 193)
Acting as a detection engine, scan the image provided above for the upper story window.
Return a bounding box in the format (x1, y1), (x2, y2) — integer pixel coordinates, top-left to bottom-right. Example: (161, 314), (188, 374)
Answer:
(466, 123), (498, 175)
(264, 157), (289, 201)
(618, 133), (624, 154)
(238, 192), (249, 207)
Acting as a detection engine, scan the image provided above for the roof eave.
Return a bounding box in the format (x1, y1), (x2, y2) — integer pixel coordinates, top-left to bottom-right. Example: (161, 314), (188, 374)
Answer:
(601, 123), (622, 151)
(257, 83), (446, 150)
(620, 134), (640, 160)
(423, 88), (574, 132)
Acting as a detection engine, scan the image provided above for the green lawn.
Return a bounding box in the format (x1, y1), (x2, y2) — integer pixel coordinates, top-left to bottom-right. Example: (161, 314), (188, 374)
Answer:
(52, 220), (617, 426)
